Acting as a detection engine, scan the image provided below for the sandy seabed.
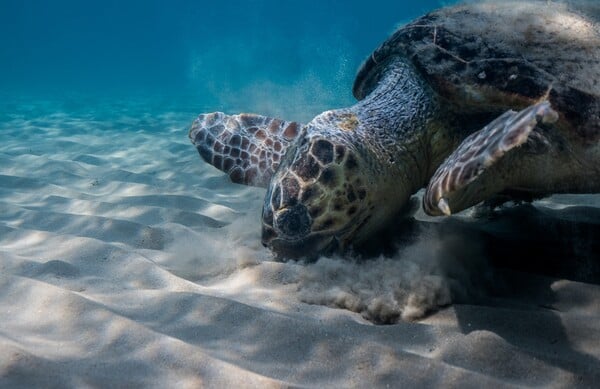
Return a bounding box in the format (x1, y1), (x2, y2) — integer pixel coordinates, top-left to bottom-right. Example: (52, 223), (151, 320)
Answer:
(0, 100), (599, 388)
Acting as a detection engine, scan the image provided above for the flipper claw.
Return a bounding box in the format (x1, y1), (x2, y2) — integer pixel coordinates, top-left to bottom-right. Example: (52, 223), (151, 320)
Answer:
(424, 101), (557, 216)
(437, 198), (451, 216)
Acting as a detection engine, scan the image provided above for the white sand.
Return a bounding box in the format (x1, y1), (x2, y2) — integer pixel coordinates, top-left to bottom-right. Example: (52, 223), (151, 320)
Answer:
(1, 102), (599, 387)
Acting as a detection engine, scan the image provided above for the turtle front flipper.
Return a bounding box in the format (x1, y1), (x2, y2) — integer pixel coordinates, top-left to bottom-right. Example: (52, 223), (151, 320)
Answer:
(423, 101), (559, 216)
(189, 112), (303, 187)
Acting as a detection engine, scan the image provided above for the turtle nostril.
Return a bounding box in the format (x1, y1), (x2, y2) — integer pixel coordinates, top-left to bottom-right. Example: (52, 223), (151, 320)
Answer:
(274, 204), (311, 239)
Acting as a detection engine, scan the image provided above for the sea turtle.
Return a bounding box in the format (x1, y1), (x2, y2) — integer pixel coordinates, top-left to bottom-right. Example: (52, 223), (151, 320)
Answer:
(189, 0), (599, 258)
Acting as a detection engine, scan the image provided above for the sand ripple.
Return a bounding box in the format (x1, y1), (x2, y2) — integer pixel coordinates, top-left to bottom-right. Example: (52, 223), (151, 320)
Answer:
(0, 106), (598, 387)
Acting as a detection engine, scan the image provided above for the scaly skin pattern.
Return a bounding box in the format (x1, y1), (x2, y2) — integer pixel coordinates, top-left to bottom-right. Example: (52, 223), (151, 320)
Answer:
(189, 113), (301, 187)
(260, 58), (435, 258)
(189, 1), (599, 259)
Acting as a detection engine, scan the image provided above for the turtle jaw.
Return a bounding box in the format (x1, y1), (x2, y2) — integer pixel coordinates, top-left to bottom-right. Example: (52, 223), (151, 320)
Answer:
(260, 201), (341, 259)
(261, 229), (339, 260)
(261, 202), (367, 260)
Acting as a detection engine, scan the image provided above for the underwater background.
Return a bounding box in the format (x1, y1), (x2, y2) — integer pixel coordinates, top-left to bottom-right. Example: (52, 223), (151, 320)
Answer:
(1, 0), (453, 121)
(1, 2), (600, 386)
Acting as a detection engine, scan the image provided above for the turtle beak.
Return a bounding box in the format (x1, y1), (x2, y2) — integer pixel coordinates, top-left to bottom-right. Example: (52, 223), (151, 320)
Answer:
(260, 194), (362, 260)
(261, 222), (338, 261)
(267, 234), (337, 261)
(273, 204), (311, 239)
(261, 200), (324, 259)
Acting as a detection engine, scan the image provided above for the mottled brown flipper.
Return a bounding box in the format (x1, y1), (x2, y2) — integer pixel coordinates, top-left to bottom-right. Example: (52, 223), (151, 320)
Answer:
(189, 112), (303, 187)
(424, 101), (559, 216)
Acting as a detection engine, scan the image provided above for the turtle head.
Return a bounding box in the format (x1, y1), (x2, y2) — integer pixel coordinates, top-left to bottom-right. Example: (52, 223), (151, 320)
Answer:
(261, 114), (377, 259)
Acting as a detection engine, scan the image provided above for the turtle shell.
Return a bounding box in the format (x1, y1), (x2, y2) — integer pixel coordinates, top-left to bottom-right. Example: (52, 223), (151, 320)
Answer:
(353, 1), (600, 141)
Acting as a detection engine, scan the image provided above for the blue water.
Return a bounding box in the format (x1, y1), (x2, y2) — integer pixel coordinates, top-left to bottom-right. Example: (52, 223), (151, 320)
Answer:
(1, 0), (452, 121)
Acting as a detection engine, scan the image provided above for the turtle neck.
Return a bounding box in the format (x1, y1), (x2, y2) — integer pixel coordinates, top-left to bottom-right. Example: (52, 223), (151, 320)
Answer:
(350, 56), (435, 192)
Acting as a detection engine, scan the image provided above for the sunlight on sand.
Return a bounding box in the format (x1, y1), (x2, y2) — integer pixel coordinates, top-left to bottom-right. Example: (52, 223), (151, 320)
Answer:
(0, 97), (598, 386)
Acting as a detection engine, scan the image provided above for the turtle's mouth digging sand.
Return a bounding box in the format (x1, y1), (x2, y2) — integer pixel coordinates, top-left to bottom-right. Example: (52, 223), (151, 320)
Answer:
(260, 196), (350, 260)
(261, 205), (371, 260)
(258, 126), (382, 260)
(260, 202), (338, 259)
(263, 232), (339, 260)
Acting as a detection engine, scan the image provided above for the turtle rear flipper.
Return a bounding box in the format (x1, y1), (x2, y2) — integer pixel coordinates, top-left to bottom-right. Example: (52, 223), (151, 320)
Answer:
(189, 112), (303, 187)
(423, 101), (559, 216)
